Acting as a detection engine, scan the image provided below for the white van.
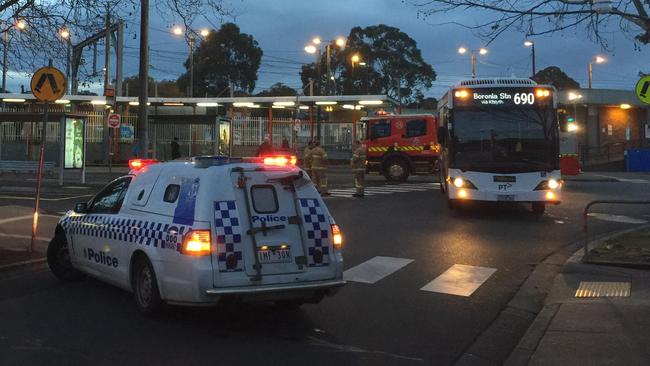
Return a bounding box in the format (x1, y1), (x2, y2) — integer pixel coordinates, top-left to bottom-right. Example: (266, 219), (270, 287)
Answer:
(47, 156), (345, 315)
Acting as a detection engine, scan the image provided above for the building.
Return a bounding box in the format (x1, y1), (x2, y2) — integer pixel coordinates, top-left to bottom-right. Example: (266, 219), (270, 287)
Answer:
(558, 89), (649, 167)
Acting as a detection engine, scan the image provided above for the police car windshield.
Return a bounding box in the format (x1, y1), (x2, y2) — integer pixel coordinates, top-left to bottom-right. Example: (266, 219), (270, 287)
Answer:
(451, 107), (558, 172)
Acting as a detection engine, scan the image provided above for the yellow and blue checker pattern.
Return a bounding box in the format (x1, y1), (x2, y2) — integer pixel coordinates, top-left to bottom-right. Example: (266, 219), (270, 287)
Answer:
(60, 215), (191, 250)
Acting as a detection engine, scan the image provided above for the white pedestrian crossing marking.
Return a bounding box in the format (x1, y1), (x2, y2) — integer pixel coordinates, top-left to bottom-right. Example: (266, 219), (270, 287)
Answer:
(327, 183), (440, 199)
(587, 213), (648, 224)
(420, 264), (497, 297)
(344, 256), (414, 284)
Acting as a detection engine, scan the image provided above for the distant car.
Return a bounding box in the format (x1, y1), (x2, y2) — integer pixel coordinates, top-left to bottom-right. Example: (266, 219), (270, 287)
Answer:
(47, 156), (345, 315)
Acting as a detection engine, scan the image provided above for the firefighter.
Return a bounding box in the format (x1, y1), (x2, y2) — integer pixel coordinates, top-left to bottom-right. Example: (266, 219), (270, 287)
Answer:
(310, 140), (329, 195)
(351, 140), (367, 198)
(303, 140), (314, 177)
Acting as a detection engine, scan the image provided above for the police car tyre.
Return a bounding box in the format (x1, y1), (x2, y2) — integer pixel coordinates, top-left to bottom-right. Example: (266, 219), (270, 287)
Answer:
(532, 202), (546, 215)
(383, 158), (409, 181)
(47, 232), (85, 282)
(132, 255), (163, 316)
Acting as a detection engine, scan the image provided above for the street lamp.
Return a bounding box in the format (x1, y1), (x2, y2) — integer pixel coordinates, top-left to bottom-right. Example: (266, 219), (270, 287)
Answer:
(588, 55), (606, 89)
(2, 19), (27, 94)
(458, 46), (488, 78)
(304, 36), (347, 95)
(171, 26), (211, 97)
(60, 27), (72, 94)
(524, 40), (536, 78)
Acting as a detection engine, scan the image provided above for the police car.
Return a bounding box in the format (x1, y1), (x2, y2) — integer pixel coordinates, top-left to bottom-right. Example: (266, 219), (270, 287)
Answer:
(47, 155), (345, 315)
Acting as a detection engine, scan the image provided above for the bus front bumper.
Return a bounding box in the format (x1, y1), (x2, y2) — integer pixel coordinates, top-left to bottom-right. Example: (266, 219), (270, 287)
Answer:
(447, 186), (562, 204)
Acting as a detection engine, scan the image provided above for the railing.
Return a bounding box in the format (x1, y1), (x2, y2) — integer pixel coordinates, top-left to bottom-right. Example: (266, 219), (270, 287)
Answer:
(580, 140), (645, 167)
(583, 200), (650, 256)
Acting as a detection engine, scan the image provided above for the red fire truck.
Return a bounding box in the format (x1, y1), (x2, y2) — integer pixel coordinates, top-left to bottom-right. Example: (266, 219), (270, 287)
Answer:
(359, 114), (440, 181)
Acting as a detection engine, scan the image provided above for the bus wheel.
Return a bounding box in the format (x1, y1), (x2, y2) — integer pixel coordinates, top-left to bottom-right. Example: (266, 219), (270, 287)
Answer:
(384, 159), (409, 181)
(532, 202), (546, 215)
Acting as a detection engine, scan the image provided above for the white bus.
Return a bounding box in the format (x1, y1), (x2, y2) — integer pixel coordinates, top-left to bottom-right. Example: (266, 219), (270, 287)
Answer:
(437, 78), (562, 214)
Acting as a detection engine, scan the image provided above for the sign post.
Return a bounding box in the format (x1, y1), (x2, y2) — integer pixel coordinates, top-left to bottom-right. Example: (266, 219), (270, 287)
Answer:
(30, 61), (66, 253)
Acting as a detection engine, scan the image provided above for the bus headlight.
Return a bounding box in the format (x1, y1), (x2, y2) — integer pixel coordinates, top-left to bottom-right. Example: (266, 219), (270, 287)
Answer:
(450, 176), (478, 190)
(453, 177), (464, 188)
(548, 179), (559, 189)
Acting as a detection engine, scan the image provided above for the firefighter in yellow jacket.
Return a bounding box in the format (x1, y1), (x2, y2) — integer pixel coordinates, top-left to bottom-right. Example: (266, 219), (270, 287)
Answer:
(351, 140), (367, 198)
(302, 140), (314, 178)
(310, 140), (329, 195)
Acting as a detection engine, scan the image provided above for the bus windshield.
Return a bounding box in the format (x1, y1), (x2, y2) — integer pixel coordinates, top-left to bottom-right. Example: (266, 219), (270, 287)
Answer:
(451, 107), (558, 173)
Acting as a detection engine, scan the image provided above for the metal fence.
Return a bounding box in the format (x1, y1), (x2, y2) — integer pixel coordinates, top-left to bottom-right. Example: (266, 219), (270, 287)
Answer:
(0, 112), (356, 163)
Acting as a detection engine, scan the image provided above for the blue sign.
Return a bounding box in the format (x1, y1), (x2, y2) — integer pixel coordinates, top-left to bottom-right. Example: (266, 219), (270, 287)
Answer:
(120, 125), (134, 139)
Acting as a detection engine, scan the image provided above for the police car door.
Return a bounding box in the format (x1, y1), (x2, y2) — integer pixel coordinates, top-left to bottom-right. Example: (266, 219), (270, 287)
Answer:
(229, 169), (307, 278)
(75, 177), (131, 276)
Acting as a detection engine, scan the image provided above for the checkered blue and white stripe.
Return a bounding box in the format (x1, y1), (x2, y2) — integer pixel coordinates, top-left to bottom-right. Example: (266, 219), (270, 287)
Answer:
(60, 215), (190, 250)
(214, 201), (243, 272)
(298, 198), (330, 267)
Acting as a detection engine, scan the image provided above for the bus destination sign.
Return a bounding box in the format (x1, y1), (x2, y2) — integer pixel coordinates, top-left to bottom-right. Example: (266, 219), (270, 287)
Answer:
(453, 87), (553, 108)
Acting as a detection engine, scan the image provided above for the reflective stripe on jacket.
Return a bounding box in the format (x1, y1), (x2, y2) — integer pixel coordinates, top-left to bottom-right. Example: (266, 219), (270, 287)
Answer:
(310, 147), (328, 170)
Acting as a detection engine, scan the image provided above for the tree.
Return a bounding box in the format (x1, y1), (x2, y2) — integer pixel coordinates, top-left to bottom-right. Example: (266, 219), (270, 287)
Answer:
(405, 90), (438, 109)
(0, 1), (233, 88)
(256, 82), (297, 97)
(177, 23), (263, 97)
(122, 76), (183, 97)
(409, 1), (650, 47)
(300, 24), (436, 104)
(532, 66), (581, 90)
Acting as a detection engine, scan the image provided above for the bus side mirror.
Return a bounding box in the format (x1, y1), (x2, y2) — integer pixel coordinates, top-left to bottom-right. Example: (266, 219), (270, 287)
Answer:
(437, 126), (448, 145)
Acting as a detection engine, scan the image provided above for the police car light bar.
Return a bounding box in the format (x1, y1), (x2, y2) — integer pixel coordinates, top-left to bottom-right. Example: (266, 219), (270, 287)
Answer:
(263, 155), (297, 166)
(128, 159), (160, 170)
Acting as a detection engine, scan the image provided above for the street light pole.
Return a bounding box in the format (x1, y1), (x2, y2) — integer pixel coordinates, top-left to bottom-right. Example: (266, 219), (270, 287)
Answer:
(470, 50), (476, 79)
(588, 62), (593, 89)
(189, 34), (194, 97)
(2, 30), (7, 94)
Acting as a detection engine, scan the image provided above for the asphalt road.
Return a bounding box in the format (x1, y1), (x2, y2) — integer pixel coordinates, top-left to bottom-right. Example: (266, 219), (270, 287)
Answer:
(1, 175), (649, 365)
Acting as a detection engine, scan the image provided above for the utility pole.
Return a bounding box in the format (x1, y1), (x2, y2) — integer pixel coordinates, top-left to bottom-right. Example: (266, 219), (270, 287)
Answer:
(471, 50), (476, 79)
(104, 8), (111, 166)
(189, 34), (194, 97)
(138, 0), (149, 157)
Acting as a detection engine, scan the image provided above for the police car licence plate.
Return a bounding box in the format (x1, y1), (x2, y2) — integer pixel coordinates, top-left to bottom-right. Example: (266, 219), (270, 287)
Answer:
(257, 246), (292, 264)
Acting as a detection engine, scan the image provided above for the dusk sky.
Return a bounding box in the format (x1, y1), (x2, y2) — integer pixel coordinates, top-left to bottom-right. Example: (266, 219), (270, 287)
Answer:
(8, 0), (650, 98)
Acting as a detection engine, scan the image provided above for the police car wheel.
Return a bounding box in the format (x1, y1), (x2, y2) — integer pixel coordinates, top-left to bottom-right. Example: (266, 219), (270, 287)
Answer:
(133, 257), (162, 316)
(47, 233), (84, 282)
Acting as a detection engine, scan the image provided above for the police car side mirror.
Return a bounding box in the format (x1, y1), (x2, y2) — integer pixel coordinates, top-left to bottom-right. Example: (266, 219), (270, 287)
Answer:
(437, 126), (448, 146)
(74, 202), (88, 213)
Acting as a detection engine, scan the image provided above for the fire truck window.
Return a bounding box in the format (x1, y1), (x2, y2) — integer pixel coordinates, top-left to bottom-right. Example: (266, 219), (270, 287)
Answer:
(370, 120), (391, 139)
(405, 119), (427, 137)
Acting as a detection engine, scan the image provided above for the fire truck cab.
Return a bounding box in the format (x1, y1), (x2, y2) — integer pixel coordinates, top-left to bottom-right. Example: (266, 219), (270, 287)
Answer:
(359, 114), (440, 181)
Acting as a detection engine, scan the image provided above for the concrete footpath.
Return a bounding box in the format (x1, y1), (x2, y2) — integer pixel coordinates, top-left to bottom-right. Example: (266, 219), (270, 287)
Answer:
(506, 243), (650, 365)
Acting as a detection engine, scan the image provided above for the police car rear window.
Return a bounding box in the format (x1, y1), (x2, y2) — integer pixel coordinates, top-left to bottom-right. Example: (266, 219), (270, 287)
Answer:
(163, 184), (180, 203)
(251, 185), (278, 213)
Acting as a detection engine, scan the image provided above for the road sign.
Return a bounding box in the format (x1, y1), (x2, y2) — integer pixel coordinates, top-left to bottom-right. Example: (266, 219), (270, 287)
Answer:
(108, 113), (121, 128)
(30, 66), (66, 102)
(635, 75), (650, 105)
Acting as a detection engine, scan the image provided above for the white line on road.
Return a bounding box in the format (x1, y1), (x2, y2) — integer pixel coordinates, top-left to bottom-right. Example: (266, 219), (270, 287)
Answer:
(421, 264), (497, 297)
(0, 215), (34, 225)
(344, 256), (414, 284)
(0, 194), (92, 201)
(587, 213), (648, 224)
(0, 232), (50, 242)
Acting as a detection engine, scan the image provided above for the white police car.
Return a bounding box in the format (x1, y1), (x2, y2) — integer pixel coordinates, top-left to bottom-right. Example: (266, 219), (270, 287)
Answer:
(47, 155), (345, 315)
